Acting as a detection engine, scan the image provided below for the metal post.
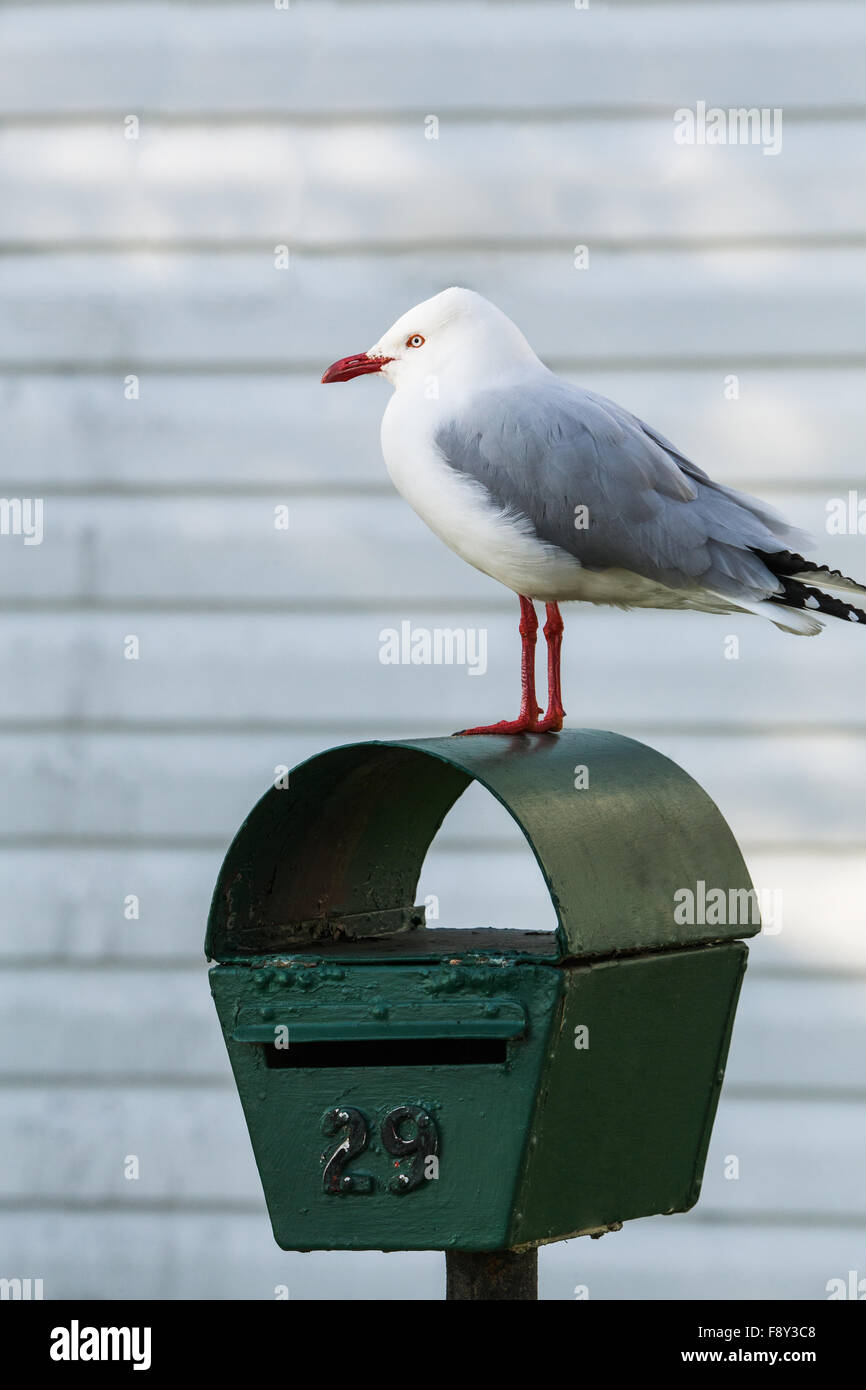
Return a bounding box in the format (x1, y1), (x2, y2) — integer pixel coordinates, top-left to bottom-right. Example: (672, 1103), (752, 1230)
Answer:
(445, 1249), (538, 1300)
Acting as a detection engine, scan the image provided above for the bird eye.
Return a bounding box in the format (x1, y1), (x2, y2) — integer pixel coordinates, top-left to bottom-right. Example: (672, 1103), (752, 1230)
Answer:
(406, 334), (425, 348)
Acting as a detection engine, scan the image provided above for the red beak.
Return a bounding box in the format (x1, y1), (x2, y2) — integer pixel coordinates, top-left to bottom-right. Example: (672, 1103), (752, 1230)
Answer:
(321, 352), (393, 384)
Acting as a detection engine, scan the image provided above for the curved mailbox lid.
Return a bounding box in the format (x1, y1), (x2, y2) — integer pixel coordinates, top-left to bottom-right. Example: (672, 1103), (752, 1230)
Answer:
(206, 730), (758, 963)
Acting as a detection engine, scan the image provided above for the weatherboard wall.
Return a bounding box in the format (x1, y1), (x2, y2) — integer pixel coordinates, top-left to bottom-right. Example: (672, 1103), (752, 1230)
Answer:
(1, 0), (865, 1300)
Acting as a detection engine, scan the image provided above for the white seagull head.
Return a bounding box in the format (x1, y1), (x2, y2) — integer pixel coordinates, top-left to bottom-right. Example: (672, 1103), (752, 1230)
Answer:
(322, 286), (540, 393)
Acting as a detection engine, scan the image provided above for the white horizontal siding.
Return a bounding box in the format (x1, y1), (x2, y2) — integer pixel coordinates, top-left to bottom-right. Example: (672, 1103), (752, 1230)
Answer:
(2, 250), (865, 367)
(4, 369), (866, 491)
(0, 730), (864, 846)
(0, 490), (863, 605)
(2, 606), (866, 728)
(2, 3), (864, 116)
(1, 844), (865, 972)
(5, 122), (866, 245)
(3, 1091), (866, 1218)
(1, 0), (864, 1301)
(1, 970), (864, 1092)
(3, 1213), (861, 1300)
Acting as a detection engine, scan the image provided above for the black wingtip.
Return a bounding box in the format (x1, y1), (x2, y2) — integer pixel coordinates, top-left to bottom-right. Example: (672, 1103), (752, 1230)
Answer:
(756, 548), (866, 594)
(768, 576), (866, 627)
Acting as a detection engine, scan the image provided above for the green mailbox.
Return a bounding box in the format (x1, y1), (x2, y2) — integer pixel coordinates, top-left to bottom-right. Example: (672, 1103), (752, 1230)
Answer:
(206, 731), (758, 1256)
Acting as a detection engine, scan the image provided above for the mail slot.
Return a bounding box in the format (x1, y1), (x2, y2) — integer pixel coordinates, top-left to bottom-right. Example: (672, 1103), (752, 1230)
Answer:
(206, 732), (758, 1253)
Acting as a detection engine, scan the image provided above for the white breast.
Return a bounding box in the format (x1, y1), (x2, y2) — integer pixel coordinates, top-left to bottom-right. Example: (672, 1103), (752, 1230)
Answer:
(380, 398), (580, 599)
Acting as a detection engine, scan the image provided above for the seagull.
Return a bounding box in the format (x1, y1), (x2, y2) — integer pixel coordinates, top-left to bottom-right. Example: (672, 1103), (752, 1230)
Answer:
(322, 287), (866, 735)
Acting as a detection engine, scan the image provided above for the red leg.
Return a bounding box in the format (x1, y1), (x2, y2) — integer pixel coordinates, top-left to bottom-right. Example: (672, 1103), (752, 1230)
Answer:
(455, 596), (542, 736)
(535, 602), (565, 734)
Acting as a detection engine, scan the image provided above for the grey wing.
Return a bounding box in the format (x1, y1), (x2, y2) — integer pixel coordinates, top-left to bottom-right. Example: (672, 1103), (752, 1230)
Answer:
(434, 381), (811, 600)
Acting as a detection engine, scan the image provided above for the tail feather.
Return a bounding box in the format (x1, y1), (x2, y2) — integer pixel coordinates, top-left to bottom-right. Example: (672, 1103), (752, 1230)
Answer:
(732, 596), (824, 635)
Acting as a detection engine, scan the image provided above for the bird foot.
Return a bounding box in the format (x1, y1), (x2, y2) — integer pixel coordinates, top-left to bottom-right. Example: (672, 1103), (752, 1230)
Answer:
(533, 707), (564, 734)
(454, 718), (539, 736)
(454, 710), (563, 737)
